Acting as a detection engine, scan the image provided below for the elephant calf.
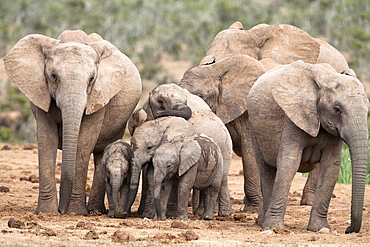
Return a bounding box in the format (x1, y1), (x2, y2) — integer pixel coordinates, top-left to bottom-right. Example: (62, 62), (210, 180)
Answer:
(153, 134), (224, 221)
(101, 139), (132, 218)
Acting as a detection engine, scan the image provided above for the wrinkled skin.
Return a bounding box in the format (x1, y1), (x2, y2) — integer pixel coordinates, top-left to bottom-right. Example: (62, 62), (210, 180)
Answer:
(126, 84), (233, 217)
(3, 30), (142, 215)
(153, 134), (223, 221)
(180, 21), (356, 211)
(101, 140), (132, 218)
(247, 61), (369, 233)
(124, 117), (197, 217)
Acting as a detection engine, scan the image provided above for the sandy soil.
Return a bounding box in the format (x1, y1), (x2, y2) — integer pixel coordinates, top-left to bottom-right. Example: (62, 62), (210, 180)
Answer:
(0, 144), (369, 247)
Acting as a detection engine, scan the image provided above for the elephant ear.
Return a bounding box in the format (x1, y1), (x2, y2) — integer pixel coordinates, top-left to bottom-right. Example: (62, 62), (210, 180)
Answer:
(253, 24), (321, 65)
(271, 61), (320, 137)
(216, 55), (266, 124)
(86, 40), (140, 114)
(178, 136), (202, 176)
(3, 34), (59, 112)
(128, 108), (148, 135)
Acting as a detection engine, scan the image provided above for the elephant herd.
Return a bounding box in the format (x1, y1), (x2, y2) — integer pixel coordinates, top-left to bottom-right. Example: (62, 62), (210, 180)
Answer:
(3, 22), (369, 234)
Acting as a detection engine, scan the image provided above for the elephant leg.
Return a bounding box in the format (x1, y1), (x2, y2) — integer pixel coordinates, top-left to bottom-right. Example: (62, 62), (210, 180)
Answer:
(160, 179), (174, 220)
(178, 172), (196, 221)
(301, 164), (320, 206)
(192, 189), (204, 216)
(241, 133), (262, 213)
(86, 152), (107, 213)
(69, 111), (105, 215)
(119, 182), (130, 214)
(142, 163), (155, 218)
(307, 147), (341, 232)
(257, 162), (276, 227)
(138, 165), (148, 215)
(166, 179), (178, 218)
(202, 181), (221, 220)
(105, 182), (114, 217)
(33, 105), (59, 214)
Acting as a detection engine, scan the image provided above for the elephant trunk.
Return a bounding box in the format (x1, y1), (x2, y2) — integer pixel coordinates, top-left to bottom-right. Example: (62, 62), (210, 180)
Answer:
(343, 118), (368, 233)
(154, 177), (164, 220)
(112, 179), (122, 217)
(155, 105), (192, 120)
(58, 94), (86, 214)
(124, 161), (141, 214)
(345, 132), (368, 233)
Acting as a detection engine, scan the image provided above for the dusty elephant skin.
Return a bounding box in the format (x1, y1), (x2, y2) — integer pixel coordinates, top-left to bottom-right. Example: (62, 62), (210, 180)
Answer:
(124, 117), (197, 217)
(247, 61), (369, 233)
(3, 30), (142, 215)
(152, 134), (223, 221)
(180, 21), (356, 212)
(101, 140), (132, 218)
(125, 84), (233, 218)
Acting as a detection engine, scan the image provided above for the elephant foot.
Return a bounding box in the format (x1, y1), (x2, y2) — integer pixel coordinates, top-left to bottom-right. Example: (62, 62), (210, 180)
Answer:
(142, 209), (156, 219)
(243, 196), (261, 213)
(300, 193), (314, 206)
(36, 201), (58, 215)
(66, 202), (88, 216)
(193, 205), (204, 216)
(107, 210), (115, 218)
(86, 201), (106, 214)
(178, 215), (189, 221)
(307, 218), (330, 232)
(261, 216), (284, 230)
(200, 212), (214, 220)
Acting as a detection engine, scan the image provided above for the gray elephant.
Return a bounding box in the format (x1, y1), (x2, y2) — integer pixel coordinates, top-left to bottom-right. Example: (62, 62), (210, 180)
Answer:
(125, 83), (232, 217)
(247, 61), (369, 233)
(124, 116), (197, 216)
(180, 22), (356, 211)
(3, 30), (142, 215)
(153, 134), (223, 221)
(101, 139), (132, 218)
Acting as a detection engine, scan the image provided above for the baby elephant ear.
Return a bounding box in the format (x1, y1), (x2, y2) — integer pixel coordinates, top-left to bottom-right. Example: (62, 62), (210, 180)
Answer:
(128, 108), (148, 135)
(86, 40), (141, 115)
(270, 61), (320, 137)
(178, 136), (202, 176)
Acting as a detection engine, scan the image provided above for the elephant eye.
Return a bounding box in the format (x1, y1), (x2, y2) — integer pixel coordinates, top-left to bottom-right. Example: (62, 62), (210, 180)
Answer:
(333, 105), (342, 116)
(89, 75), (95, 85)
(147, 145), (153, 151)
(157, 98), (164, 105)
(51, 73), (58, 82)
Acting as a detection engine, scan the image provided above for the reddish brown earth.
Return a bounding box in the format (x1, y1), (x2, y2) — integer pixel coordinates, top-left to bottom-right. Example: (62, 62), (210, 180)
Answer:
(0, 144), (370, 246)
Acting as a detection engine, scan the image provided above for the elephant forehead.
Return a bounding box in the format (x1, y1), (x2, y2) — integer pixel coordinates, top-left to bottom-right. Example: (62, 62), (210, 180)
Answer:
(155, 85), (187, 102)
(48, 43), (97, 62)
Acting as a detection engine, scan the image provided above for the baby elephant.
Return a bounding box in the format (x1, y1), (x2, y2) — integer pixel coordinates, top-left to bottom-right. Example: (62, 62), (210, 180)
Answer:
(101, 139), (132, 218)
(153, 134), (223, 221)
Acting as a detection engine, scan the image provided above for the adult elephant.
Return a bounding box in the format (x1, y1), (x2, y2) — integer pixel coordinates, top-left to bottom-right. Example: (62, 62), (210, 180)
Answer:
(125, 83), (233, 216)
(247, 61), (369, 233)
(180, 21), (356, 211)
(3, 30), (142, 215)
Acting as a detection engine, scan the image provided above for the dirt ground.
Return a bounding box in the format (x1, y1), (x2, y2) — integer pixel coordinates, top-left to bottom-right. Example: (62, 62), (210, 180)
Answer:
(0, 144), (369, 247)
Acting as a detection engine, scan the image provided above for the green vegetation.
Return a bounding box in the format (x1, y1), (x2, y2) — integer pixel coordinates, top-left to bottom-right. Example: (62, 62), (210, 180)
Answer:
(1, 0), (369, 183)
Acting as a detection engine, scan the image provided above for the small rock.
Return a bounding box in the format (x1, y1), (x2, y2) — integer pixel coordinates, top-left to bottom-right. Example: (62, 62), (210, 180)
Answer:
(8, 218), (25, 229)
(1, 145), (10, 150)
(233, 213), (247, 221)
(181, 230), (199, 241)
(83, 230), (99, 240)
(41, 229), (57, 236)
(0, 186), (10, 192)
(318, 228), (330, 234)
(273, 228), (291, 234)
(171, 221), (188, 229)
(111, 230), (136, 243)
(28, 175), (39, 183)
(260, 229), (275, 234)
(309, 235), (319, 241)
(142, 217), (151, 223)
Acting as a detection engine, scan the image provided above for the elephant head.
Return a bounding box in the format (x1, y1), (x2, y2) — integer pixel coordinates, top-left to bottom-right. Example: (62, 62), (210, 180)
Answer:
(206, 22), (351, 74)
(101, 140), (132, 218)
(146, 84), (192, 120)
(4, 30), (134, 213)
(152, 136), (202, 220)
(259, 61), (368, 233)
(180, 54), (266, 124)
(124, 117), (196, 214)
